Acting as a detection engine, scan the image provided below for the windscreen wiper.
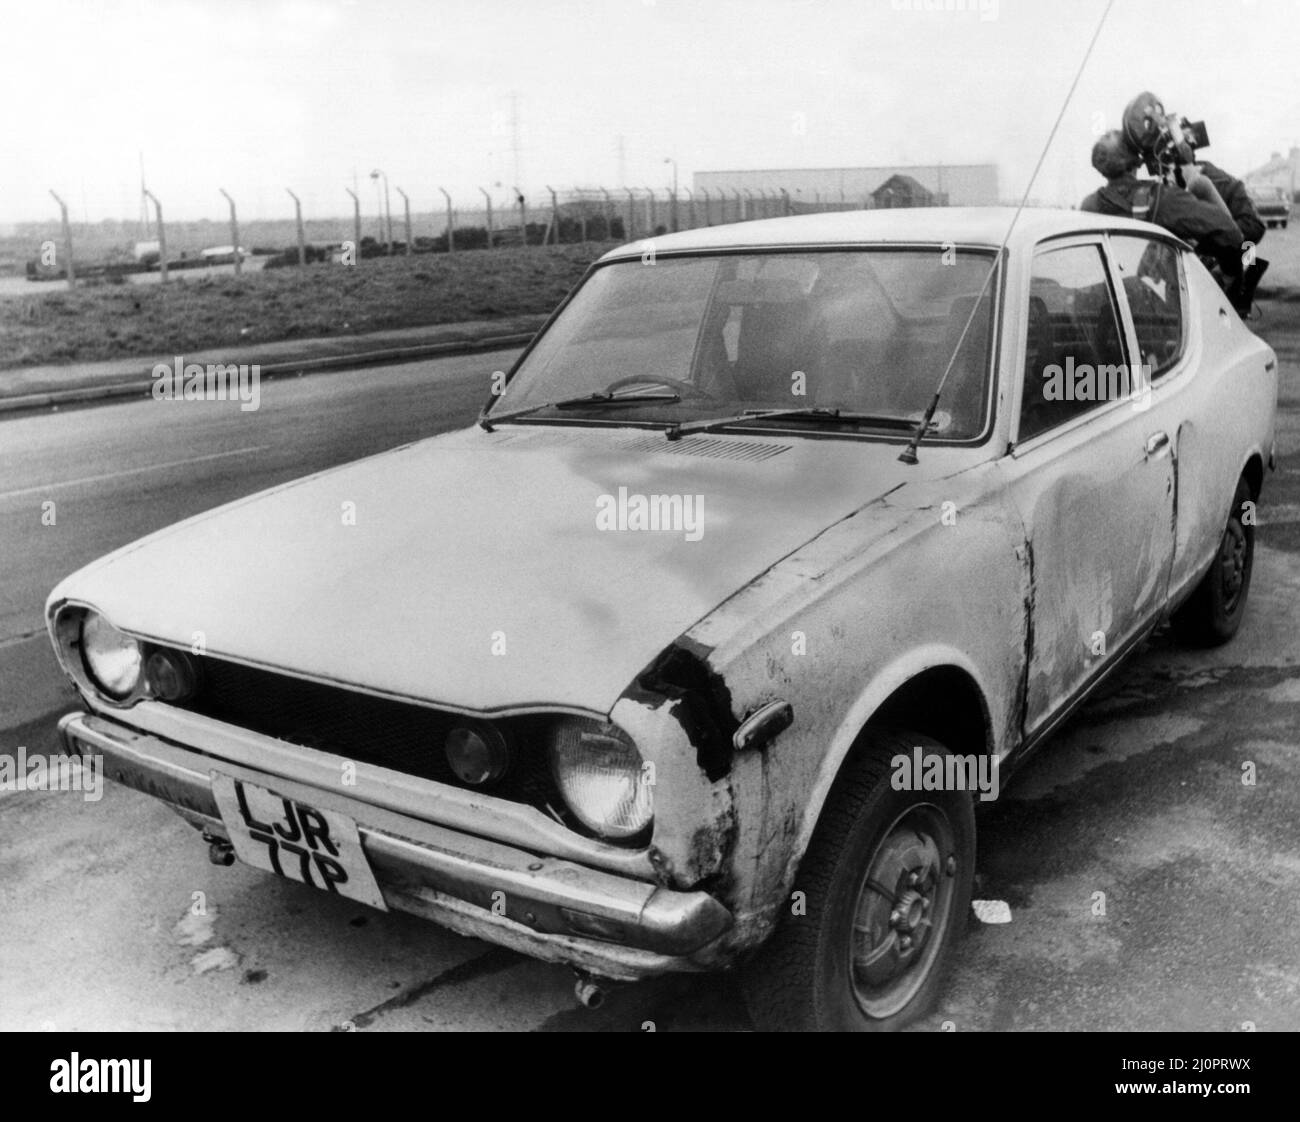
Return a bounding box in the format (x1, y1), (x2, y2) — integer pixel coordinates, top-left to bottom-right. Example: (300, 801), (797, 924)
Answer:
(665, 407), (924, 441)
(479, 390), (680, 431)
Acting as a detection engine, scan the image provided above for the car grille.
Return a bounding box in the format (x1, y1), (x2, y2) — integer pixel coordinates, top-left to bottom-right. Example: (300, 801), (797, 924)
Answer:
(170, 653), (564, 813)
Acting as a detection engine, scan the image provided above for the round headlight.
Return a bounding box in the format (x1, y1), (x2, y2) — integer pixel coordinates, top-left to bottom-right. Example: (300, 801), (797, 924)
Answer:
(548, 718), (652, 839)
(144, 648), (198, 703)
(80, 612), (143, 699)
(444, 724), (509, 785)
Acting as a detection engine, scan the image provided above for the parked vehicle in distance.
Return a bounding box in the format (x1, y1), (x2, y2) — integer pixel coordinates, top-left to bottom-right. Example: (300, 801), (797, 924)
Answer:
(1250, 184), (1291, 229)
(48, 208), (1277, 1030)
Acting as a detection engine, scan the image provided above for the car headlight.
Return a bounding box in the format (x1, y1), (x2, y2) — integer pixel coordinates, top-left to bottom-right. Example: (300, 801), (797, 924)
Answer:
(548, 717), (653, 840)
(80, 611), (144, 699)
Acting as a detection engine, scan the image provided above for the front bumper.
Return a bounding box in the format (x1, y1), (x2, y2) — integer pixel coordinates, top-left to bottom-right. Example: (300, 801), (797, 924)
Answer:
(58, 711), (733, 981)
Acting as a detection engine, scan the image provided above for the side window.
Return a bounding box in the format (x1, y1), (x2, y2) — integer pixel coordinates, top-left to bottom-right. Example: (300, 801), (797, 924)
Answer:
(1110, 236), (1186, 380)
(1019, 243), (1128, 443)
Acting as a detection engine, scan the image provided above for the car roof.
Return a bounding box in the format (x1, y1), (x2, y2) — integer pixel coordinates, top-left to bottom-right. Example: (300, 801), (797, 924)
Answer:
(597, 206), (1184, 260)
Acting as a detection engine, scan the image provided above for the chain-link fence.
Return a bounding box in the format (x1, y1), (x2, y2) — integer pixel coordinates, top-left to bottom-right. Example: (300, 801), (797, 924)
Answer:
(22, 183), (950, 284)
(450, 184), (931, 247)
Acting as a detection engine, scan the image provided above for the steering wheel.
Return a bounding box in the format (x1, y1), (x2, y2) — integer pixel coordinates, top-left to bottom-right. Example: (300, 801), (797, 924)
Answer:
(601, 374), (714, 400)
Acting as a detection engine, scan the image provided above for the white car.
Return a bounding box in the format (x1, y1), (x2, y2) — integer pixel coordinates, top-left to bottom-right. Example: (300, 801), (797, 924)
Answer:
(48, 208), (1278, 1030)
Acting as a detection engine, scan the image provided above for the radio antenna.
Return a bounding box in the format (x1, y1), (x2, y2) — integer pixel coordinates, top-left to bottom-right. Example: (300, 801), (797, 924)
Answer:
(899, 0), (1117, 464)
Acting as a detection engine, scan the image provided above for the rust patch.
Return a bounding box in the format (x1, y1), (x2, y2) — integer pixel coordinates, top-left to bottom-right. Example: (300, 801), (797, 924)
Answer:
(627, 638), (739, 781)
(1018, 539), (1035, 739)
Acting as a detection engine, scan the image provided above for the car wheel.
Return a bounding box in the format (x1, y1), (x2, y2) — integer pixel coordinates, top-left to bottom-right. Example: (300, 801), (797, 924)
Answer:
(1171, 477), (1255, 647)
(741, 727), (975, 1031)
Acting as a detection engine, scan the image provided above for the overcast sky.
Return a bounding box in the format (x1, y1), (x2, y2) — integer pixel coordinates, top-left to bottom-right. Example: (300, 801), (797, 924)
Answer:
(2, 0), (1297, 224)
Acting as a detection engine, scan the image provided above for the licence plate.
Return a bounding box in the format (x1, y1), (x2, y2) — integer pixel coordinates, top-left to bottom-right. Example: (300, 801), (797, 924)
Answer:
(211, 774), (387, 911)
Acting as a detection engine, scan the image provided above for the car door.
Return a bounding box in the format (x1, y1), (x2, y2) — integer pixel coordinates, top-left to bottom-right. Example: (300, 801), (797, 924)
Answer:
(1000, 236), (1176, 738)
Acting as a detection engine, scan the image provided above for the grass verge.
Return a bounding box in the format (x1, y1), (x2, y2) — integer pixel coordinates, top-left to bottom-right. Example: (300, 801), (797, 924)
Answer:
(0, 243), (608, 370)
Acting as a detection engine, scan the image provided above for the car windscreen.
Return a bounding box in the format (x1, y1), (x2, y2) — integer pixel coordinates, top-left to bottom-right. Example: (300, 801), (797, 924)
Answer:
(492, 248), (999, 439)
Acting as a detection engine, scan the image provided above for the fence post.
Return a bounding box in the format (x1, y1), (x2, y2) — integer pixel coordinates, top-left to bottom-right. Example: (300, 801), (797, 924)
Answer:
(144, 189), (167, 282)
(438, 188), (454, 253)
(781, 188), (791, 216)
(547, 185), (559, 245)
(345, 187), (361, 259)
(645, 188), (655, 233)
(698, 188), (710, 227)
(513, 187), (528, 245)
(286, 188), (305, 266)
(396, 187), (412, 255)
(385, 177), (393, 252)
(600, 188), (613, 241)
(49, 190), (75, 286)
(625, 188), (636, 241)
(218, 189), (241, 275)
(480, 187), (494, 248)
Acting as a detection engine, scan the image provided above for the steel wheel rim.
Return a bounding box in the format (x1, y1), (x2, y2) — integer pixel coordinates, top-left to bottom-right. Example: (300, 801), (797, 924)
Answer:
(847, 803), (958, 1019)
(1219, 519), (1247, 613)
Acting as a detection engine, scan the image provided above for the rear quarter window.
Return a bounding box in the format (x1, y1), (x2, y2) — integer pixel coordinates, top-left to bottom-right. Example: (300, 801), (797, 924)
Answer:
(1109, 235), (1187, 380)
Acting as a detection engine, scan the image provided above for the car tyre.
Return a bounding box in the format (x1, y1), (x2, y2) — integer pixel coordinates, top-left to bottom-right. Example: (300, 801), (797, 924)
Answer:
(1171, 477), (1255, 647)
(741, 727), (975, 1032)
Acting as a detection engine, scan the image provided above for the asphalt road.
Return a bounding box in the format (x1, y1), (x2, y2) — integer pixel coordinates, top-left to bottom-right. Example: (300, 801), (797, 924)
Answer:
(3, 289), (1300, 1031)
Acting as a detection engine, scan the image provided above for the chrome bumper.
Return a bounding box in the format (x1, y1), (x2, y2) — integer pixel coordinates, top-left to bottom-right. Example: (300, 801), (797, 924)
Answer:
(58, 711), (733, 981)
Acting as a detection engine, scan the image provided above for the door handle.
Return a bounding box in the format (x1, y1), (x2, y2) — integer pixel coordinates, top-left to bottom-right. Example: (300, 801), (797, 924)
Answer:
(1145, 431), (1170, 458)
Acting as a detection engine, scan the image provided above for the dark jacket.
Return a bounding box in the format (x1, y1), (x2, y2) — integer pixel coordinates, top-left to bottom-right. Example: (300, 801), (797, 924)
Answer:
(1196, 161), (1266, 246)
(1081, 172), (1245, 273)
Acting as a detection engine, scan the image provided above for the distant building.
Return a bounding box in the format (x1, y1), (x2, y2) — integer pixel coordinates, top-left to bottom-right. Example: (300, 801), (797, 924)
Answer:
(871, 173), (934, 209)
(693, 163), (999, 207)
(1244, 147), (1299, 199)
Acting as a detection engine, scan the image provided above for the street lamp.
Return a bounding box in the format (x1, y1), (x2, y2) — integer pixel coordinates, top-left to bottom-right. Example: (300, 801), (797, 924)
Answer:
(370, 168), (392, 254)
(664, 157), (679, 232)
